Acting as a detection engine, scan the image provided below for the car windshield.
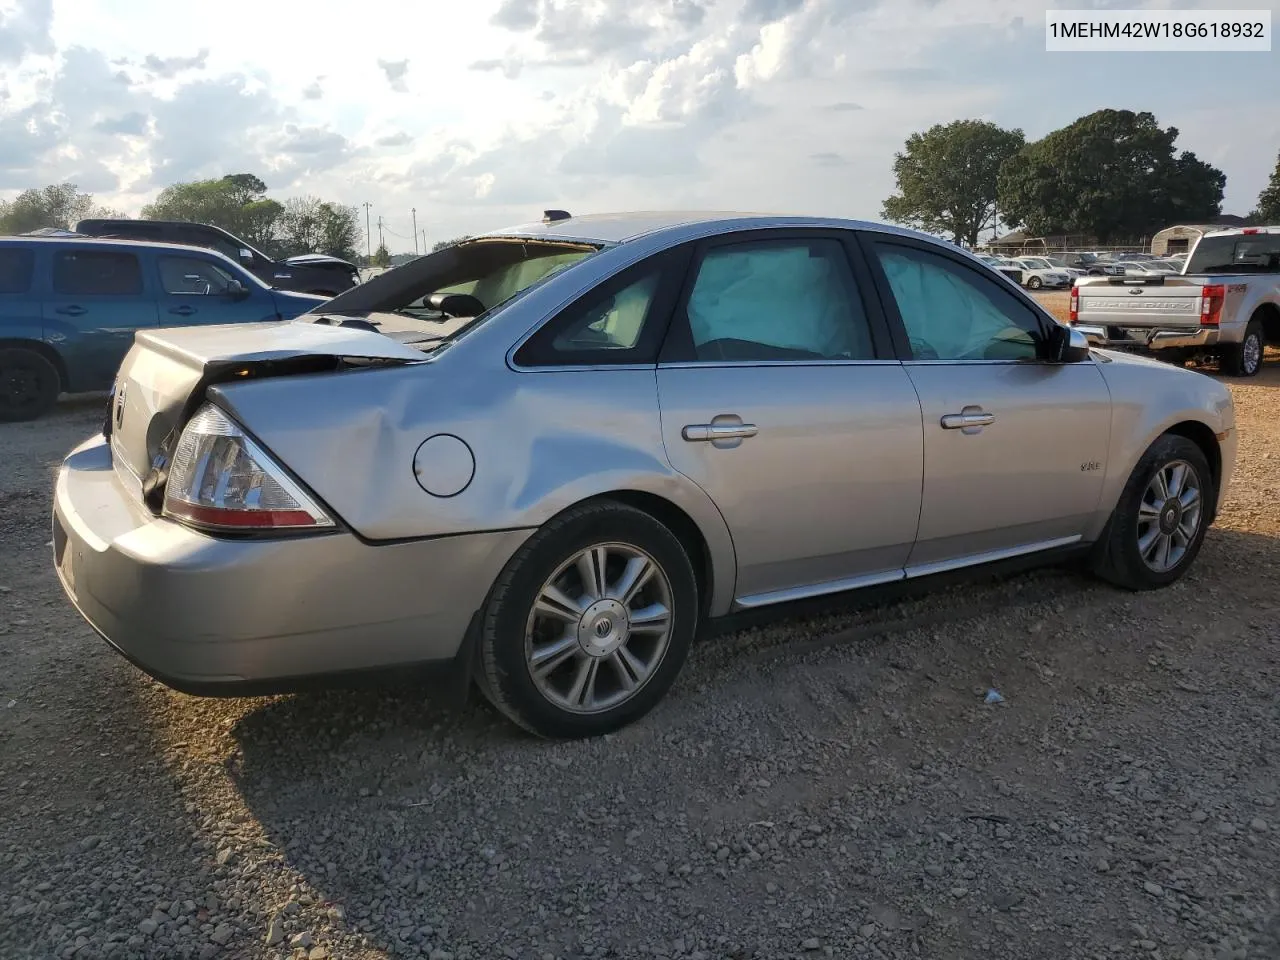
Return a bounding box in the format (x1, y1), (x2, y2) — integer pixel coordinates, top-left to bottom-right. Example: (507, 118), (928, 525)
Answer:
(307, 237), (602, 345)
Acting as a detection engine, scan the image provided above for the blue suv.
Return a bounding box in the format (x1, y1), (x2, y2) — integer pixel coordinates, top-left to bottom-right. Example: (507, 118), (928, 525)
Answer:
(0, 237), (325, 421)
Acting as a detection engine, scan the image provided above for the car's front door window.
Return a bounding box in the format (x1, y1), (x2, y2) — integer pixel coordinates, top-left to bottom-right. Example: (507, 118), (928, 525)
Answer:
(871, 243), (1045, 361)
(159, 256), (238, 296)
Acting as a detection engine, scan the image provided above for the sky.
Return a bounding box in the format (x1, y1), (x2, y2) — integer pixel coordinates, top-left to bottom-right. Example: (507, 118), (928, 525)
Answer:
(0, 0), (1277, 253)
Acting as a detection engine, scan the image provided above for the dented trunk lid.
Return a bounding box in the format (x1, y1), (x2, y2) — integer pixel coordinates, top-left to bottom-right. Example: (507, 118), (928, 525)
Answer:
(106, 320), (424, 504)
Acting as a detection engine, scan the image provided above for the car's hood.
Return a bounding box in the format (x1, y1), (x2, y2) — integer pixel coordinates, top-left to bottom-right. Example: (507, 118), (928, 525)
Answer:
(283, 253), (357, 269)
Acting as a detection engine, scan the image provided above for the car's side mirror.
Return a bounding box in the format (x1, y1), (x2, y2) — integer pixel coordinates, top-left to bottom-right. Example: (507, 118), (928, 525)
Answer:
(1049, 324), (1090, 363)
(239, 248), (253, 261)
(426, 292), (486, 318)
(224, 279), (250, 301)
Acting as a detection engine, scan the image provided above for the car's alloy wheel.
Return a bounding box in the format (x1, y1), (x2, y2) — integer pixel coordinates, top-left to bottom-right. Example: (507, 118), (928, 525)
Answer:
(1222, 319), (1264, 377)
(524, 542), (673, 714)
(1090, 433), (1212, 590)
(1135, 460), (1202, 573)
(476, 500), (698, 738)
(1027, 276), (1042, 289)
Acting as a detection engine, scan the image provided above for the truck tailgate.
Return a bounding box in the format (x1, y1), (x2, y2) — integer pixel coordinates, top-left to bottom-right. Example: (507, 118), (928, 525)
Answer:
(1075, 276), (1203, 328)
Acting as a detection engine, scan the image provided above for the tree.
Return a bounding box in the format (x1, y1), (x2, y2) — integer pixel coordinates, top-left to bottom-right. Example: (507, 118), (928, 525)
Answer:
(1254, 151), (1280, 223)
(142, 173), (282, 249)
(0, 183), (120, 234)
(373, 242), (391, 268)
(997, 109), (1225, 242)
(431, 235), (472, 252)
(881, 120), (1025, 247)
(276, 196), (360, 260)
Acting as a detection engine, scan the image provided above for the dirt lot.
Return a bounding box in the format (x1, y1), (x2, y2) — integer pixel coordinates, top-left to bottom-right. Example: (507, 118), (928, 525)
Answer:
(2, 337), (1279, 960)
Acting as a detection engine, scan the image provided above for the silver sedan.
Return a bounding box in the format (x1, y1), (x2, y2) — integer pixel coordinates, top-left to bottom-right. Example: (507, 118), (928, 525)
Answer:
(52, 212), (1238, 738)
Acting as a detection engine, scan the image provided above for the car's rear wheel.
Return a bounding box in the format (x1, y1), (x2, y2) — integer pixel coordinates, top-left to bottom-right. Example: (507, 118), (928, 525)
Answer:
(1221, 319), (1264, 377)
(476, 500), (698, 738)
(0, 348), (60, 422)
(1027, 276), (1043, 290)
(1090, 434), (1212, 590)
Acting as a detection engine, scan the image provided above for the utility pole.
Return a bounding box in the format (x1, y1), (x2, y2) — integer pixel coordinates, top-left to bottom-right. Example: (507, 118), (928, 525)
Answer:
(377, 215), (384, 251)
(421, 229), (427, 253)
(411, 207), (419, 254)
(362, 202), (372, 261)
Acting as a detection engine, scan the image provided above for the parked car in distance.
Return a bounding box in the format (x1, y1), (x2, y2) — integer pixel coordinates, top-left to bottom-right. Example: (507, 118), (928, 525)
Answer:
(1013, 257), (1074, 288)
(977, 254), (1024, 285)
(52, 211), (1237, 739)
(1071, 225), (1280, 376)
(0, 237), (325, 420)
(74, 219), (361, 296)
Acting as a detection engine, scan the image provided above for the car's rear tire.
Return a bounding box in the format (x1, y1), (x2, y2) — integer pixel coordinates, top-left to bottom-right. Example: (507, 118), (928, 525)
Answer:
(1090, 434), (1213, 591)
(1221, 319), (1264, 377)
(1027, 276), (1043, 290)
(476, 500), (699, 738)
(0, 347), (61, 422)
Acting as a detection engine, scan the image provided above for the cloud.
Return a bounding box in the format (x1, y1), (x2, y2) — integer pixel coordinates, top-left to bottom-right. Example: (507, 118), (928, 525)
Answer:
(302, 79), (323, 100)
(0, 0), (53, 65)
(470, 57), (523, 80)
(491, 0), (538, 30)
(810, 151), (849, 166)
(277, 124), (349, 156)
(827, 101), (863, 112)
(142, 48), (209, 78)
(377, 58), (409, 92)
(93, 110), (148, 135)
(375, 131), (412, 147)
(741, 0), (805, 23)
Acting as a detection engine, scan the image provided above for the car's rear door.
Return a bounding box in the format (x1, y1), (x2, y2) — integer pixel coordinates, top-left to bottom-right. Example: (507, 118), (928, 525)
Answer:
(42, 246), (158, 390)
(858, 232), (1111, 573)
(154, 251), (281, 325)
(654, 230), (924, 607)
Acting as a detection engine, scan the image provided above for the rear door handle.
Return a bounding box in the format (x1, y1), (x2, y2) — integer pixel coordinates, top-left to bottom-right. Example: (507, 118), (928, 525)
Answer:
(682, 423), (759, 442)
(941, 411), (995, 430)
(55, 305), (87, 317)
(168, 305), (197, 317)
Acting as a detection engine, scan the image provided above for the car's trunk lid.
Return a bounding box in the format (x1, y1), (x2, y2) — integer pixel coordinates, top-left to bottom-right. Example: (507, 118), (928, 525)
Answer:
(107, 320), (424, 506)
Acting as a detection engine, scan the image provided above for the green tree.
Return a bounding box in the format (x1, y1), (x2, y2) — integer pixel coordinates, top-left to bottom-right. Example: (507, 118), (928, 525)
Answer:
(1254, 151), (1280, 223)
(0, 183), (120, 234)
(997, 109), (1225, 242)
(142, 173), (282, 249)
(276, 196), (360, 260)
(373, 242), (391, 268)
(431, 235), (472, 252)
(881, 120), (1025, 247)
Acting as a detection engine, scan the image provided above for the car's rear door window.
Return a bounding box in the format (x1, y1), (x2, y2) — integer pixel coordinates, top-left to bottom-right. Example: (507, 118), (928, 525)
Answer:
(52, 250), (143, 296)
(0, 248), (35, 294)
(869, 241), (1047, 362)
(677, 238), (875, 362)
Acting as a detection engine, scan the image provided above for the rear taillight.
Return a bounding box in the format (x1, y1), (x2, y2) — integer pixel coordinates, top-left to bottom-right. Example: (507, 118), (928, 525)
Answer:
(1200, 284), (1225, 326)
(163, 404), (333, 532)
(1068, 285), (1079, 323)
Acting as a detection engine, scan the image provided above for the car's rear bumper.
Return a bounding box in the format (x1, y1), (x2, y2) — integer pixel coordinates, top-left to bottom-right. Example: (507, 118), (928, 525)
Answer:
(52, 434), (532, 695)
(1075, 324), (1220, 351)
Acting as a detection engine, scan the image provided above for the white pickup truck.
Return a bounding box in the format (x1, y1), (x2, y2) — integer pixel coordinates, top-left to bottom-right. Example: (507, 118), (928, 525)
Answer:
(1071, 226), (1280, 377)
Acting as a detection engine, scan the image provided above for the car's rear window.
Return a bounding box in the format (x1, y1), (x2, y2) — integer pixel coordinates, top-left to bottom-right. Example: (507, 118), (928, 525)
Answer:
(52, 250), (144, 296)
(1186, 234), (1280, 274)
(0, 248), (34, 294)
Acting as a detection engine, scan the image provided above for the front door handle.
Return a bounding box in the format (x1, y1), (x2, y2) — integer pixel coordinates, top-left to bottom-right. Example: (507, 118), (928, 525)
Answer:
(682, 423), (759, 442)
(168, 305), (197, 317)
(55, 305), (87, 317)
(941, 410), (995, 431)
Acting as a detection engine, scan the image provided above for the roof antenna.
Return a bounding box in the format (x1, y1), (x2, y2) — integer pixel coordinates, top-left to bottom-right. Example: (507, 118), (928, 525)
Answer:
(543, 209), (571, 223)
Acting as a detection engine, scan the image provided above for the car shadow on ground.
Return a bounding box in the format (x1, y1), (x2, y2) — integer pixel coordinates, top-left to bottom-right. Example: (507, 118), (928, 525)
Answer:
(214, 525), (1280, 957)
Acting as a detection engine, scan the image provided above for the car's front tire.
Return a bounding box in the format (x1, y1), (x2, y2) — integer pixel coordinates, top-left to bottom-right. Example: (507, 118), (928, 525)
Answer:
(1090, 434), (1213, 591)
(476, 500), (699, 738)
(1027, 276), (1043, 290)
(1221, 319), (1264, 378)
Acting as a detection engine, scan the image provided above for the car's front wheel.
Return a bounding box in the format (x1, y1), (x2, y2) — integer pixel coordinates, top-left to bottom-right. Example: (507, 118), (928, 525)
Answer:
(1090, 434), (1213, 590)
(1027, 276), (1043, 290)
(476, 500), (698, 738)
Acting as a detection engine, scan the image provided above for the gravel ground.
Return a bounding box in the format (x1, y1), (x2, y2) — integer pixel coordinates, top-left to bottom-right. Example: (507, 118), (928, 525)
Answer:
(2, 352), (1279, 960)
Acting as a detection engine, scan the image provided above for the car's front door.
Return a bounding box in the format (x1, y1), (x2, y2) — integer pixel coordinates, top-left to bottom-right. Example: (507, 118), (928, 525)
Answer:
(42, 247), (157, 390)
(655, 232), (924, 607)
(155, 253), (279, 325)
(861, 234), (1111, 573)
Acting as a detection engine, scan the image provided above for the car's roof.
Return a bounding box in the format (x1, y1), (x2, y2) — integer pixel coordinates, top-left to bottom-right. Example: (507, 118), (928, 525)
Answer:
(478, 211), (932, 246)
(0, 235), (237, 259)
